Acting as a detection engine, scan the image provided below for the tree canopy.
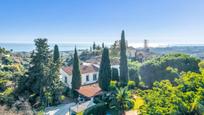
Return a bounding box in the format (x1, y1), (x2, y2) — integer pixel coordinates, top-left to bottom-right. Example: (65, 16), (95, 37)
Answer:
(138, 61), (204, 114)
(139, 53), (200, 87)
(17, 38), (63, 107)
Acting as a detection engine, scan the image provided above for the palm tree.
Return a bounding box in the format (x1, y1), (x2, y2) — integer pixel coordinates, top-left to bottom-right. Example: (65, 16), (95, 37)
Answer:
(109, 87), (134, 115)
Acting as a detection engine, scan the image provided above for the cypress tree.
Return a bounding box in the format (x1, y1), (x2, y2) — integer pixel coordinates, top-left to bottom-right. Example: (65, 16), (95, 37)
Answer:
(53, 44), (60, 63)
(93, 42), (96, 50)
(71, 47), (81, 90)
(99, 48), (111, 91)
(111, 68), (119, 81)
(50, 44), (63, 105)
(102, 43), (105, 48)
(120, 30), (128, 85)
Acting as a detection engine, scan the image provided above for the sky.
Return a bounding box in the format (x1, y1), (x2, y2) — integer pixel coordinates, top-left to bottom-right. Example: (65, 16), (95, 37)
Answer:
(0, 0), (204, 45)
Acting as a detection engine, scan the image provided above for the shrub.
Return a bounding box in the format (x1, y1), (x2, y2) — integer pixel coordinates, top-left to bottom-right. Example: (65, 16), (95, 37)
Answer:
(127, 81), (135, 89)
(109, 80), (117, 90)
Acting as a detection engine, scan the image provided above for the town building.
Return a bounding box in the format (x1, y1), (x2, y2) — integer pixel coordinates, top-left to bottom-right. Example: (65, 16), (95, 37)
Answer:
(126, 39), (157, 62)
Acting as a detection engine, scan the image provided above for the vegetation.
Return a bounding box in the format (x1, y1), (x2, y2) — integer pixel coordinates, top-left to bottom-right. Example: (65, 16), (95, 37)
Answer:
(1, 31), (204, 115)
(110, 44), (119, 57)
(111, 68), (119, 82)
(85, 86), (134, 115)
(71, 47), (81, 98)
(53, 44), (60, 63)
(0, 48), (25, 106)
(93, 42), (96, 50)
(99, 48), (111, 91)
(49, 44), (64, 105)
(119, 30), (128, 85)
(139, 53), (200, 87)
(109, 87), (134, 114)
(16, 38), (63, 108)
(138, 63), (204, 114)
(128, 61), (140, 87)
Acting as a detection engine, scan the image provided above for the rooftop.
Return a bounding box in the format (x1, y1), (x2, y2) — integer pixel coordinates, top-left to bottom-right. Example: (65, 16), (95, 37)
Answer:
(62, 64), (99, 75)
(76, 83), (102, 98)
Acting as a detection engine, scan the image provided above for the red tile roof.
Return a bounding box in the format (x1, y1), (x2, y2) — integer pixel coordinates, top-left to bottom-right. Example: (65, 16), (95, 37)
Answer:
(62, 64), (99, 75)
(76, 84), (102, 98)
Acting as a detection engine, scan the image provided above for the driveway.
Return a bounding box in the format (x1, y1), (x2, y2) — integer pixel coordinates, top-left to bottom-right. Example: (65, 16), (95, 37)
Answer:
(45, 102), (76, 115)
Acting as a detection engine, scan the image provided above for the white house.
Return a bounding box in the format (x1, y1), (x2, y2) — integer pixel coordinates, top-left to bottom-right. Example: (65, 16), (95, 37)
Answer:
(60, 63), (99, 88)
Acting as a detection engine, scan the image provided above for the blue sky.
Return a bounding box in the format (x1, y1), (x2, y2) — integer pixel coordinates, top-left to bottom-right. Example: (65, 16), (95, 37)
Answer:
(0, 0), (204, 44)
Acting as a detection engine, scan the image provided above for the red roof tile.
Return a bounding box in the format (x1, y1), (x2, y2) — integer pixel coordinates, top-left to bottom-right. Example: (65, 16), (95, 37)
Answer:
(76, 84), (102, 98)
(62, 64), (99, 75)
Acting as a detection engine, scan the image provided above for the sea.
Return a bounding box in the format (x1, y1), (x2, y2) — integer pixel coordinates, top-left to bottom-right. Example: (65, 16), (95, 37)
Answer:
(1, 42), (204, 52)
(0, 42), (165, 52)
(0, 43), (114, 52)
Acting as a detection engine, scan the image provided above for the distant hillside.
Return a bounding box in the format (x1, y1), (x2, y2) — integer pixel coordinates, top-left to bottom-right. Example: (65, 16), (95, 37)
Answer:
(151, 46), (204, 59)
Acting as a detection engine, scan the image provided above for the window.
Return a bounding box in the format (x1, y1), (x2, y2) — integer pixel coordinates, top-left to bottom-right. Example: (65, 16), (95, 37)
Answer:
(93, 74), (97, 81)
(86, 75), (89, 81)
(65, 76), (67, 83)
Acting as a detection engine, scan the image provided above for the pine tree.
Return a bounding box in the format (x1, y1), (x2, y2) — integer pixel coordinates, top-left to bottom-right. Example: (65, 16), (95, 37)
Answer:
(71, 47), (81, 90)
(99, 48), (111, 91)
(120, 30), (128, 85)
(26, 38), (51, 106)
(111, 68), (119, 81)
(53, 44), (60, 63)
(18, 39), (63, 107)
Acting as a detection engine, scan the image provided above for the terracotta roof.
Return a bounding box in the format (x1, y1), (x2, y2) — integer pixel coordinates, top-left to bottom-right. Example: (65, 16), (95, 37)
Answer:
(76, 84), (102, 98)
(62, 64), (99, 75)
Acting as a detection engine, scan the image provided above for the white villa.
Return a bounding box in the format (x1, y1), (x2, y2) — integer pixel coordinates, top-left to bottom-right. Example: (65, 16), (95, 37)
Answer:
(60, 62), (120, 115)
(60, 63), (99, 88)
(60, 62), (120, 88)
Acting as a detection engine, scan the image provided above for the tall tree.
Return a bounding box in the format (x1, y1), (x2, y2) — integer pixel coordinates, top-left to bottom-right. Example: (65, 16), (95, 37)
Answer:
(102, 43), (105, 48)
(120, 30), (128, 85)
(71, 47), (81, 90)
(111, 68), (119, 81)
(53, 44), (60, 63)
(93, 42), (96, 50)
(99, 48), (111, 91)
(26, 38), (51, 106)
(49, 44), (63, 105)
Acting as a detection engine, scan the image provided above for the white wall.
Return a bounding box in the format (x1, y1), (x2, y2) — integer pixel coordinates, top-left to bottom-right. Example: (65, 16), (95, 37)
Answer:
(60, 68), (72, 87)
(81, 72), (98, 85)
